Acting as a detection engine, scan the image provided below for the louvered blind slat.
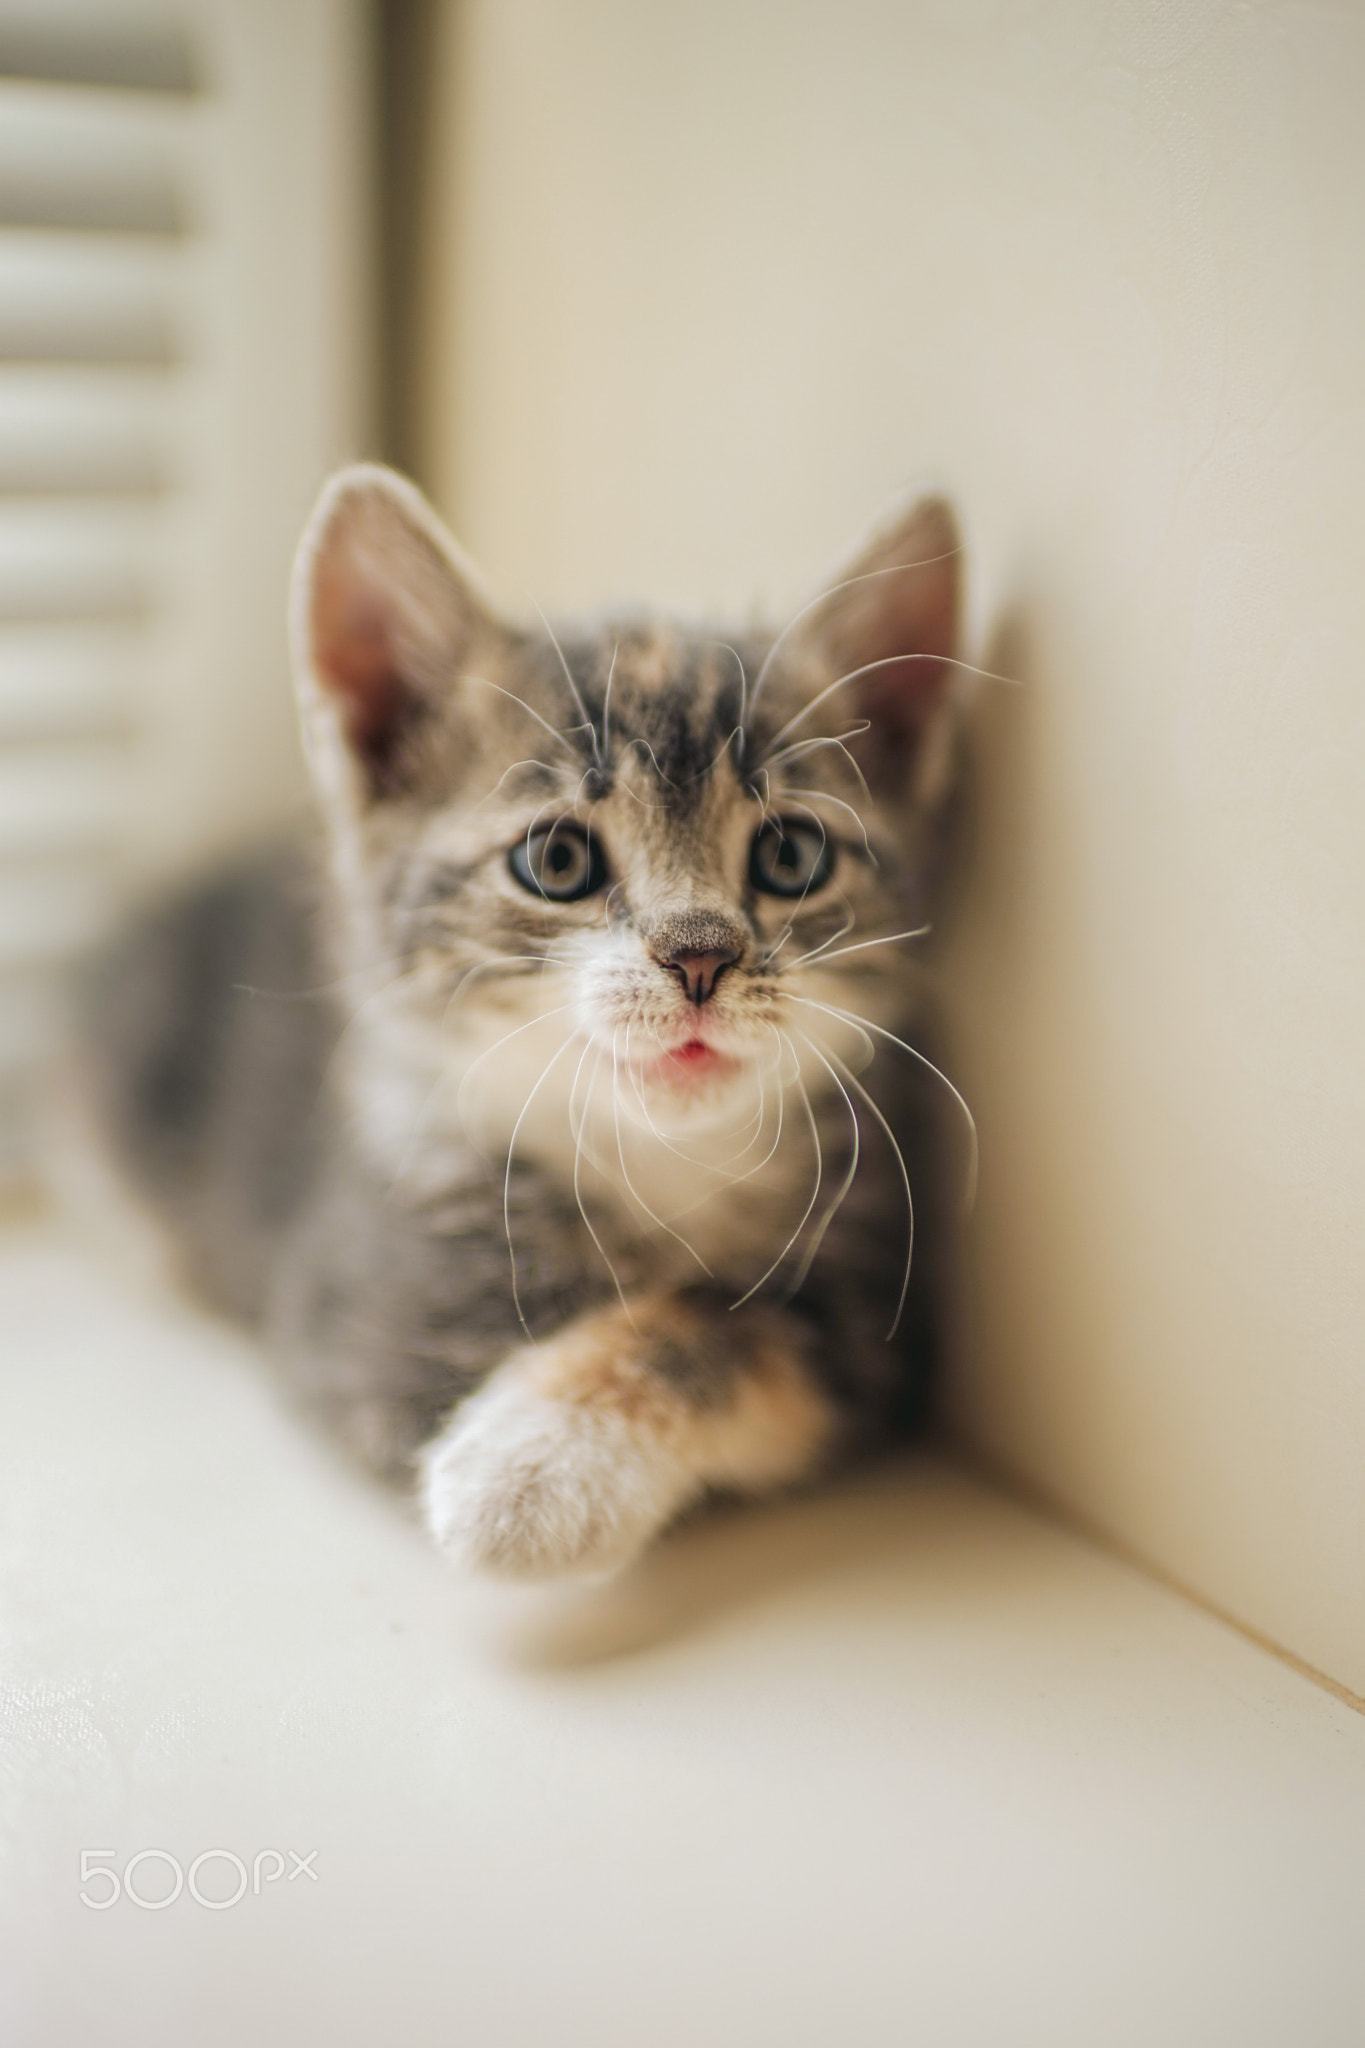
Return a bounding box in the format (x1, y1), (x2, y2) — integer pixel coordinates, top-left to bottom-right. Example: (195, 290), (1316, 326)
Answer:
(0, 368), (177, 493)
(0, 236), (182, 365)
(0, 623), (139, 737)
(0, 15), (193, 1161)
(0, 20), (198, 96)
(0, 80), (191, 236)
(0, 0), (365, 1178)
(0, 501), (160, 620)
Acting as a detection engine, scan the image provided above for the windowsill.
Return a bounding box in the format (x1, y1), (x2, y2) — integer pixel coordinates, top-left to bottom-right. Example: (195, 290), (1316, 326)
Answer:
(3, 1221), (1364, 2043)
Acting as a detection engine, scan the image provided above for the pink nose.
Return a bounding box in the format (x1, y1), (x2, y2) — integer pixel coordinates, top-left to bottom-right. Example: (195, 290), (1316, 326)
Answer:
(658, 946), (739, 1006)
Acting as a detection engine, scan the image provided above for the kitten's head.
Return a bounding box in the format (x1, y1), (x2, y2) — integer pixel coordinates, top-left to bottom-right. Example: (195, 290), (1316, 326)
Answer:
(290, 465), (960, 1161)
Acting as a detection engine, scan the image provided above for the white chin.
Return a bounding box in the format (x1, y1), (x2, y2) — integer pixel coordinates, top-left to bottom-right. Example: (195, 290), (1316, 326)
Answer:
(617, 1058), (753, 1139)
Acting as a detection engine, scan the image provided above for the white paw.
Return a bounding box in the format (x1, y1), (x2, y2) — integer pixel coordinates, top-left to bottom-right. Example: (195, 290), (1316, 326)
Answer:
(420, 1370), (697, 1581)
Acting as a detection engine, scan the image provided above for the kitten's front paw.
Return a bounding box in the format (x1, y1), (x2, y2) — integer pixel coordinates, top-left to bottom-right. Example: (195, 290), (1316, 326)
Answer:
(420, 1367), (696, 1581)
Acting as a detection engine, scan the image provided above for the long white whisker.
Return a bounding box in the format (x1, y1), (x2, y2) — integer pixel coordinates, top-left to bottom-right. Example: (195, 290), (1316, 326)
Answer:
(384, 954), (566, 1189)
(730, 1029), (823, 1309)
(761, 893), (855, 972)
(309, 959), (430, 1132)
(464, 674), (579, 757)
(395, 976), (565, 1182)
(758, 801), (828, 917)
(618, 734), (677, 789)
(608, 1029), (712, 1273)
(601, 640), (618, 759)
(723, 1045), (772, 1162)
(820, 1039), (915, 1340)
(671, 722), (745, 788)
(777, 788), (874, 859)
(761, 731), (874, 807)
(439, 954), (565, 1024)
(620, 1024), (705, 1163)
(502, 1033), (580, 1337)
(470, 757), (565, 809)
(660, 1034), (789, 1219)
(788, 993), (977, 1209)
(618, 1022), (741, 1175)
(762, 657), (924, 759)
(744, 549), (964, 729)
(515, 772), (602, 896)
(763, 651), (1020, 763)
(532, 601), (601, 765)
(709, 642), (748, 754)
(614, 781), (672, 811)
(568, 1037), (634, 1319)
(234, 939), (431, 1006)
(718, 1023), (790, 1188)
(789, 1030), (861, 1289)
(599, 882), (626, 934)
(787, 926), (930, 973)
(453, 1000), (578, 1135)
(761, 725), (871, 771)
(615, 1030), (751, 1186)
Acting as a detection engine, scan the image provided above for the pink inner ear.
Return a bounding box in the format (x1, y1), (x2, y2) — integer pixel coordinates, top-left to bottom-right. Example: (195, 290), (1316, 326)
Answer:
(839, 544), (958, 791)
(857, 648), (953, 754)
(312, 566), (424, 797)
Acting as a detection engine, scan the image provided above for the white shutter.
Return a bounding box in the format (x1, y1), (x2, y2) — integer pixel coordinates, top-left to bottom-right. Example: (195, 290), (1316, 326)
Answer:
(0, 0), (369, 1176)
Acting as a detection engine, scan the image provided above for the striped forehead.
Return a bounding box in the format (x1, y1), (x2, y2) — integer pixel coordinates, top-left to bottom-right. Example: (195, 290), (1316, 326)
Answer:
(551, 625), (750, 799)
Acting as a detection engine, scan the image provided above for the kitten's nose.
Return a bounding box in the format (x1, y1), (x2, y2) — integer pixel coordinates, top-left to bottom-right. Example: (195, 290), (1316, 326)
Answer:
(658, 944), (740, 1007)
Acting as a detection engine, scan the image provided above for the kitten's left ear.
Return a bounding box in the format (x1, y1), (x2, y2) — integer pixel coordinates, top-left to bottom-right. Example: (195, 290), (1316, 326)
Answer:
(291, 463), (500, 805)
(804, 496), (961, 803)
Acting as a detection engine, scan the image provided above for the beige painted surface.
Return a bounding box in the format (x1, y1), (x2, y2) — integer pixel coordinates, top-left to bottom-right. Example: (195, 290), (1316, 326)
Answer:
(421, 1), (1365, 1690)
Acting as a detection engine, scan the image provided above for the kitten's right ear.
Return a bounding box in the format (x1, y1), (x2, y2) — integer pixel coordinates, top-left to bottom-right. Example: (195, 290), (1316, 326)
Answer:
(795, 494), (961, 807)
(291, 463), (498, 805)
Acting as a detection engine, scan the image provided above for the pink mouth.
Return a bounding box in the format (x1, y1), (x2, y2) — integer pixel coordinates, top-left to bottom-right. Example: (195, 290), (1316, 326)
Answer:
(644, 1037), (737, 1086)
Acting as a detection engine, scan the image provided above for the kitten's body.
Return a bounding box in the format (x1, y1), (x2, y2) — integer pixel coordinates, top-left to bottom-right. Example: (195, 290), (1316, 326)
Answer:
(88, 468), (964, 1577)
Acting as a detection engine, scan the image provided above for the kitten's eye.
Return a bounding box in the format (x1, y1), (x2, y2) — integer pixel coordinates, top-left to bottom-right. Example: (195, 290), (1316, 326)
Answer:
(508, 822), (608, 902)
(748, 818), (834, 898)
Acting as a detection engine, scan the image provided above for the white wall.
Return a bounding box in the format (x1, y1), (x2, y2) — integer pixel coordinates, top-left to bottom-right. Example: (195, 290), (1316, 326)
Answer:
(421, 0), (1365, 1695)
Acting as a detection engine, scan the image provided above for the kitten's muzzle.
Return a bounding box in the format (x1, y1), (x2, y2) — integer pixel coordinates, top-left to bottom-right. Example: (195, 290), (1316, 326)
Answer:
(655, 944), (740, 1007)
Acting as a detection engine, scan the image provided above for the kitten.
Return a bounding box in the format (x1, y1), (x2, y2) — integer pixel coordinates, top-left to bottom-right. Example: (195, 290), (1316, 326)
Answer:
(88, 464), (967, 1579)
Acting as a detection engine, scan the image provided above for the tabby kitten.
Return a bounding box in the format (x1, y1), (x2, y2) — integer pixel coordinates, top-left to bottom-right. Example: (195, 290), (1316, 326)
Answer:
(92, 465), (967, 1578)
